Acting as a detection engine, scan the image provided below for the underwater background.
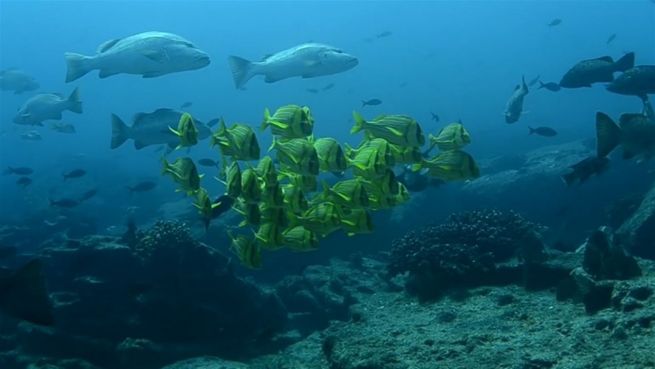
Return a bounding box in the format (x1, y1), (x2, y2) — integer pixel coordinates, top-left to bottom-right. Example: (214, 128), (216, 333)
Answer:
(1, 1), (655, 369)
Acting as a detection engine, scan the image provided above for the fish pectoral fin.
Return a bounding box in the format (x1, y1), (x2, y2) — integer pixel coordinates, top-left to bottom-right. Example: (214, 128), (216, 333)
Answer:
(99, 70), (119, 79)
(264, 74), (286, 83)
(168, 126), (181, 136)
(268, 120), (290, 129)
(142, 71), (167, 78)
(143, 49), (168, 63)
(386, 127), (404, 137)
(97, 38), (121, 53)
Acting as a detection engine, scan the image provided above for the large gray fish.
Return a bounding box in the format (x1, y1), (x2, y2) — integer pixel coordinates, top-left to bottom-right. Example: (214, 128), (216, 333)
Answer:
(13, 87), (82, 126)
(0, 69), (39, 94)
(0, 260), (54, 326)
(606, 65), (655, 98)
(596, 110), (655, 160)
(559, 52), (634, 88)
(64, 31), (210, 82)
(227, 43), (358, 89)
(111, 108), (214, 149)
(504, 76), (529, 124)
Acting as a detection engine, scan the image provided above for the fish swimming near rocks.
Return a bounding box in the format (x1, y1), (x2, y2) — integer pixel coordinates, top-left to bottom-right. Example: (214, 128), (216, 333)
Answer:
(64, 31), (210, 82)
(0, 260), (54, 326)
(596, 111), (655, 160)
(227, 43), (358, 89)
(63, 169), (86, 180)
(13, 88), (82, 126)
(559, 52), (634, 88)
(0, 69), (39, 94)
(529, 126), (558, 137)
(127, 181), (157, 193)
(111, 108), (213, 150)
(4, 167), (34, 176)
(606, 65), (655, 99)
(562, 156), (610, 186)
(504, 76), (529, 124)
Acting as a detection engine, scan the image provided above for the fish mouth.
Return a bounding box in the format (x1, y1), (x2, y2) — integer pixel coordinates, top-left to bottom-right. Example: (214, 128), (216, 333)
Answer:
(348, 58), (359, 67)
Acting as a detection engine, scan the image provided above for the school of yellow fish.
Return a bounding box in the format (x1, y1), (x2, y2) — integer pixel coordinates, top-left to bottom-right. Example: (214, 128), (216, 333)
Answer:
(161, 105), (479, 268)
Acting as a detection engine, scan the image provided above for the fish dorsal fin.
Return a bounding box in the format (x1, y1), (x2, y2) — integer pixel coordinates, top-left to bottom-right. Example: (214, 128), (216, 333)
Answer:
(97, 38), (121, 53)
(153, 108), (176, 115)
(261, 53), (273, 61)
(595, 56), (614, 63)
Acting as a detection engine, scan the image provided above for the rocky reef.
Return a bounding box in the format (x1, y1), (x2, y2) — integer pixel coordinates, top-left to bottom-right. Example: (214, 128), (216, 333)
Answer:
(388, 209), (546, 300)
(616, 180), (655, 260)
(2, 221), (287, 369)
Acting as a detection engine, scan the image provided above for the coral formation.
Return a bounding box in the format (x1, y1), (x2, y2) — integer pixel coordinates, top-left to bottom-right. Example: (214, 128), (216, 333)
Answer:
(388, 209), (545, 299)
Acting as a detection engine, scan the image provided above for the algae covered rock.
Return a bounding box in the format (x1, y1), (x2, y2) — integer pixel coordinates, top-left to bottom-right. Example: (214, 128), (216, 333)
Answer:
(388, 209), (545, 300)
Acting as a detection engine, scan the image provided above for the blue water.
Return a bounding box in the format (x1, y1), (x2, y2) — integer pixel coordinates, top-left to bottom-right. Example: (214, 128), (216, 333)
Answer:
(0, 0), (654, 245)
(2, 2), (655, 368)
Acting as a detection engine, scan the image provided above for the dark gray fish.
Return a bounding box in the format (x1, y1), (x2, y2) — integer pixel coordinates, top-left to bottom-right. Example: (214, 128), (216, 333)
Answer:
(431, 112), (440, 122)
(63, 169), (86, 180)
(607, 65), (655, 98)
(127, 181), (157, 193)
(306, 88), (319, 94)
(198, 158), (219, 167)
(212, 195), (234, 219)
(0, 260), (54, 326)
(322, 83), (335, 91)
(0, 69), (39, 94)
(180, 101), (193, 109)
(504, 76), (529, 124)
(201, 195), (235, 229)
(49, 198), (80, 208)
(538, 81), (561, 91)
(548, 18), (562, 27)
(78, 188), (98, 202)
(4, 167), (33, 176)
(362, 98), (382, 107)
(559, 52), (634, 88)
(529, 126), (558, 137)
(16, 176), (32, 187)
(376, 31), (393, 38)
(562, 156), (609, 186)
(110, 108), (213, 150)
(606, 34), (616, 45)
(528, 75), (541, 87)
(0, 246), (17, 259)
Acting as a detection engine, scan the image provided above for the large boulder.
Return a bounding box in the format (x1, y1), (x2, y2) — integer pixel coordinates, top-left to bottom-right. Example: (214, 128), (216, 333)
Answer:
(19, 221), (287, 368)
(616, 180), (655, 259)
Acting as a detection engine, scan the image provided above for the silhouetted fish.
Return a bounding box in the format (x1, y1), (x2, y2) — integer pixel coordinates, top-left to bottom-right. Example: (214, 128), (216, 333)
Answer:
(362, 98), (382, 107)
(548, 18), (562, 27)
(127, 181), (157, 193)
(306, 88), (319, 94)
(4, 167), (33, 176)
(78, 188), (98, 202)
(180, 101), (193, 109)
(50, 198), (80, 208)
(376, 31), (393, 38)
(538, 81), (561, 91)
(529, 126), (558, 137)
(198, 158), (219, 167)
(16, 177), (32, 188)
(63, 169), (86, 180)
(606, 33), (616, 45)
(431, 112), (440, 122)
(322, 83), (335, 91)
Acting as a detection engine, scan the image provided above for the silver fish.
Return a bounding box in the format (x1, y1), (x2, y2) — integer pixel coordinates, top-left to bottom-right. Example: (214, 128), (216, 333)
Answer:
(227, 43), (358, 89)
(64, 31), (210, 82)
(13, 88), (82, 126)
(504, 76), (529, 124)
